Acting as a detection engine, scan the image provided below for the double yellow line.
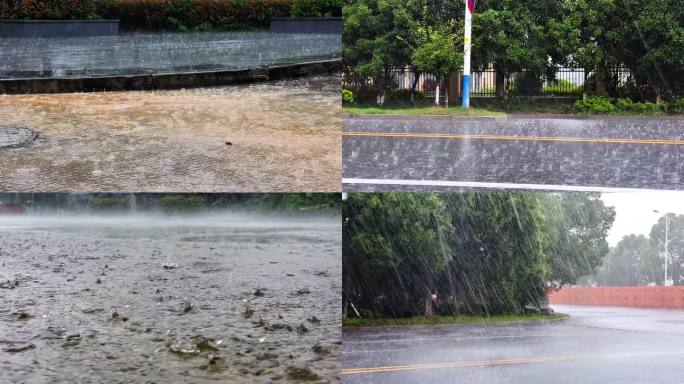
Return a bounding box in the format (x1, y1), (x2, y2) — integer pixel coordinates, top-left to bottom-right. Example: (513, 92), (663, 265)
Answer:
(342, 131), (684, 145)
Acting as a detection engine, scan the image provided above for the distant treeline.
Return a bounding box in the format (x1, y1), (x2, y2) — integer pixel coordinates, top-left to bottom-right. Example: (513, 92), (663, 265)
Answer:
(579, 214), (684, 286)
(0, 0), (341, 31)
(343, 193), (615, 318)
(0, 193), (341, 213)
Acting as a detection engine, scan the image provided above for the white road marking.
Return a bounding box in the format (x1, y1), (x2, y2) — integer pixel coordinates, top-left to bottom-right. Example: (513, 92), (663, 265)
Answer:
(342, 178), (683, 193)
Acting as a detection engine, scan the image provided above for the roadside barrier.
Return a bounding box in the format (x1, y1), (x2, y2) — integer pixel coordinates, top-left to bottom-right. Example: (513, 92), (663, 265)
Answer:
(549, 286), (684, 309)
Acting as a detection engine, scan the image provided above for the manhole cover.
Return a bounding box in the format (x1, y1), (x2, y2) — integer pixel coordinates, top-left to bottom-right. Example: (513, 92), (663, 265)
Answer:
(0, 126), (37, 148)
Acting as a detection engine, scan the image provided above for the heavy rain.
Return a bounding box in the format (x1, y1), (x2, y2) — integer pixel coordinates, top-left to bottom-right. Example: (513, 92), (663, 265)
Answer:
(342, 192), (684, 383)
(0, 193), (342, 383)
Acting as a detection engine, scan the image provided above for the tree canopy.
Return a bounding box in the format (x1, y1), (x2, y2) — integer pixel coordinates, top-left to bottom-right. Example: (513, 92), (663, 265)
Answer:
(343, 192), (615, 318)
(343, 0), (684, 103)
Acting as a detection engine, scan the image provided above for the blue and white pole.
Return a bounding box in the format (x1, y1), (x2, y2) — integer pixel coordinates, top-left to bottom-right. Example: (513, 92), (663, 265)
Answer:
(462, 0), (475, 108)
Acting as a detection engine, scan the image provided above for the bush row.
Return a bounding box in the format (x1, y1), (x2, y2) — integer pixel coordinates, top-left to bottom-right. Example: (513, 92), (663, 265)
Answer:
(0, 0), (341, 31)
(573, 96), (684, 115)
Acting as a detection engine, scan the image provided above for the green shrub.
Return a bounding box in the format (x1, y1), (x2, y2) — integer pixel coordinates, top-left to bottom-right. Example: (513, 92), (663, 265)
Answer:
(291, 0), (341, 17)
(574, 96), (615, 114)
(614, 98), (634, 111)
(672, 98), (684, 114)
(159, 195), (206, 212)
(614, 98), (662, 115)
(90, 196), (130, 211)
(342, 89), (354, 105)
(0, 0), (100, 20)
(117, 0), (292, 31)
(543, 79), (582, 95)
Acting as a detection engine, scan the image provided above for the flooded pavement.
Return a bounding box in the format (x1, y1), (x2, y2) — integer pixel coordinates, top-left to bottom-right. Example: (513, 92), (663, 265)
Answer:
(0, 74), (341, 192)
(0, 32), (341, 79)
(0, 213), (341, 383)
(343, 115), (684, 191)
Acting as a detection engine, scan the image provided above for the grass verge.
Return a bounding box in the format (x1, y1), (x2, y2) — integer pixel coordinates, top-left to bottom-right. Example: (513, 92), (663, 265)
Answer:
(344, 106), (506, 117)
(343, 313), (568, 327)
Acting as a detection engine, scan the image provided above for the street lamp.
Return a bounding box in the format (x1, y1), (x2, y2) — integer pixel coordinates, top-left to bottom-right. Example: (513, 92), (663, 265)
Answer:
(653, 210), (670, 286)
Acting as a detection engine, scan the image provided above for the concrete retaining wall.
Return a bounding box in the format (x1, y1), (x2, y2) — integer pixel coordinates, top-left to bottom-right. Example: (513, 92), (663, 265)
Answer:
(270, 17), (341, 34)
(0, 20), (119, 38)
(0, 59), (341, 94)
(549, 286), (684, 309)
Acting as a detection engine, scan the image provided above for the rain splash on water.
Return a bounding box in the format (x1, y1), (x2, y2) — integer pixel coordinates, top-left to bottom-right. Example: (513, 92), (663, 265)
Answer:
(0, 212), (341, 383)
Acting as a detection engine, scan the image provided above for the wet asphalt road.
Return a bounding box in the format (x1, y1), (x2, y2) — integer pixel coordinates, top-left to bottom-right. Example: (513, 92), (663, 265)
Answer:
(342, 115), (684, 192)
(342, 305), (684, 383)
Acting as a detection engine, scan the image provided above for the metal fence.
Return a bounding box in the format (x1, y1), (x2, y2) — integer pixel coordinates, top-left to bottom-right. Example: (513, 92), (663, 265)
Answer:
(385, 66), (632, 100)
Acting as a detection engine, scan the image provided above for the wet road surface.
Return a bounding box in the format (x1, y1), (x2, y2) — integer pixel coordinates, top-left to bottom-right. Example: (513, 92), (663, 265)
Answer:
(0, 32), (341, 79)
(342, 305), (684, 383)
(343, 115), (684, 192)
(0, 214), (341, 383)
(0, 74), (341, 192)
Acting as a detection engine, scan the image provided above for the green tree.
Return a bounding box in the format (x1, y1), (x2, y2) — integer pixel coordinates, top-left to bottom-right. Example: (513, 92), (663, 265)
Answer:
(438, 193), (550, 315)
(472, 0), (563, 98)
(650, 214), (684, 285)
(343, 192), (615, 318)
(609, 0), (684, 101)
(541, 193), (615, 284)
(550, 0), (617, 97)
(343, 193), (454, 317)
(342, 0), (417, 105)
(595, 235), (661, 285)
(411, 22), (463, 106)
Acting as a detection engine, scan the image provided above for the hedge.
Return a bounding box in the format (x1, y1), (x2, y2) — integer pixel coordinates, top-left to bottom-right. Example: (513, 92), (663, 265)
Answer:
(0, 0), (341, 31)
(0, 0), (100, 20)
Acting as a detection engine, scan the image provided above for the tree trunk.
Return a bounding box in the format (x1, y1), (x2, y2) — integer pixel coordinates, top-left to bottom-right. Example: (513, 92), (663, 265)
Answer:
(425, 297), (434, 320)
(495, 69), (505, 99)
(342, 296), (348, 319)
(445, 79), (449, 107)
(410, 75), (420, 104)
(435, 82), (440, 106)
(596, 63), (608, 96)
(377, 89), (386, 106)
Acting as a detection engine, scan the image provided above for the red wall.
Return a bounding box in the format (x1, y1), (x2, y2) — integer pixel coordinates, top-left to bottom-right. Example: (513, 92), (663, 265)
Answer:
(549, 286), (684, 309)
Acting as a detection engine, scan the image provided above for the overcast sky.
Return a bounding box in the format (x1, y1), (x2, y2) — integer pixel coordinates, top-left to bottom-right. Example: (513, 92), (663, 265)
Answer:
(601, 192), (684, 246)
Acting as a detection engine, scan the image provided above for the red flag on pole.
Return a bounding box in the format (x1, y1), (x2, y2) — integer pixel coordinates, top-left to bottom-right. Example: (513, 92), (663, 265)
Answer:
(467, 0), (476, 13)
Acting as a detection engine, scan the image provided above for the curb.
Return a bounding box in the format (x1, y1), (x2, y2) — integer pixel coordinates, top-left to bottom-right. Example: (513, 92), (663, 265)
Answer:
(0, 58), (341, 94)
(342, 314), (570, 332)
(344, 113), (506, 120)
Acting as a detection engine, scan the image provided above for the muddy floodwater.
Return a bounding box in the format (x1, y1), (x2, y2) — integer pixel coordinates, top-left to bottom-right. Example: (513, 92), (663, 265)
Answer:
(0, 214), (341, 383)
(0, 74), (341, 192)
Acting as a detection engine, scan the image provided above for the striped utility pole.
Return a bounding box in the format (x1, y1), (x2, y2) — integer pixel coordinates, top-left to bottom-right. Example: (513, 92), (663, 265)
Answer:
(462, 0), (475, 108)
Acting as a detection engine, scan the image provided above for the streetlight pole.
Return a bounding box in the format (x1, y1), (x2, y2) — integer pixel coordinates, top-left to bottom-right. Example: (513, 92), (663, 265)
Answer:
(654, 210), (670, 286)
(462, 0), (475, 108)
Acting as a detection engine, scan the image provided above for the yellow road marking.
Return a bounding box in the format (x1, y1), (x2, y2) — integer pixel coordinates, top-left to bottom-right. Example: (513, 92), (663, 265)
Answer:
(341, 355), (579, 375)
(342, 131), (684, 145)
(342, 350), (684, 375)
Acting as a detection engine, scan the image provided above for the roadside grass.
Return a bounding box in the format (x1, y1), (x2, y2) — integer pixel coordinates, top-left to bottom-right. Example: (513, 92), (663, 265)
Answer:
(343, 313), (568, 327)
(344, 106), (506, 117)
(345, 102), (679, 117)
